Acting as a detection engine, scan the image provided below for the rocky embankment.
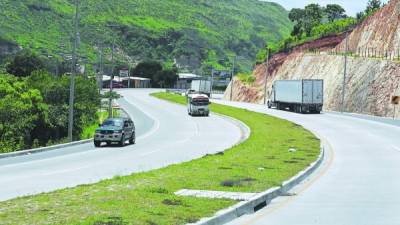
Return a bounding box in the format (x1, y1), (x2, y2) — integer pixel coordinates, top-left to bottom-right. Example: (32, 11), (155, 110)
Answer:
(225, 0), (400, 118)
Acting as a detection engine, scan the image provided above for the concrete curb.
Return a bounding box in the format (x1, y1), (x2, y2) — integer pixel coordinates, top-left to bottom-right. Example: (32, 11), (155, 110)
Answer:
(190, 143), (325, 225)
(327, 111), (400, 127)
(0, 139), (93, 160)
(213, 112), (251, 146)
(151, 93), (251, 147)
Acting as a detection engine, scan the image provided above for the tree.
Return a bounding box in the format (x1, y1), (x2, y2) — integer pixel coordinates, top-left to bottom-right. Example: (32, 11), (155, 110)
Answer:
(26, 71), (100, 142)
(288, 8), (304, 22)
(365, 0), (382, 14)
(154, 69), (178, 88)
(131, 60), (163, 80)
(288, 4), (323, 37)
(304, 4), (324, 36)
(289, 8), (305, 38)
(0, 74), (48, 152)
(291, 23), (304, 38)
(6, 50), (45, 77)
(356, 12), (365, 22)
(325, 4), (346, 22)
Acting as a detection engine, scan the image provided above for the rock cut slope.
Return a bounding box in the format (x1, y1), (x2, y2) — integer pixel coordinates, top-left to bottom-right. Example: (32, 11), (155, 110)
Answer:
(225, 0), (400, 118)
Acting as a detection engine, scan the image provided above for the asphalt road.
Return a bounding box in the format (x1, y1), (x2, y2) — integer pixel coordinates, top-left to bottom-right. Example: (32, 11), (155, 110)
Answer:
(0, 89), (243, 201)
(212, 100), (400, 225)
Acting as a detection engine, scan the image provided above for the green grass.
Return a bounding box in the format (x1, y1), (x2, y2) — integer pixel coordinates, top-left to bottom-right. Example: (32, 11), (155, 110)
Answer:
(0, 92), (320, 225)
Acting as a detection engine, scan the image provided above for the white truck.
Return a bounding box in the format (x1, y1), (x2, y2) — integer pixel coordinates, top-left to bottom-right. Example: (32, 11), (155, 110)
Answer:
(268, 79), (324, 114)
(187, 93), (210, 117)
(190, 80), (212, 97)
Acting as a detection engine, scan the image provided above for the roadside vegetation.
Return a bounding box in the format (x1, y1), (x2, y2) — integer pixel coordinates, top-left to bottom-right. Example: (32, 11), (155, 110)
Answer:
(0, 92), (320, 225)
(256, 0), (384, 62)
(237, 72), (257, 85)
(0, 50), (100, 153)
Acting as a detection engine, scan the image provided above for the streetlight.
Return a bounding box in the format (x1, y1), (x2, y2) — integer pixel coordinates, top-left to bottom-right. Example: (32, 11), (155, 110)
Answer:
(68, 0), (80, 142)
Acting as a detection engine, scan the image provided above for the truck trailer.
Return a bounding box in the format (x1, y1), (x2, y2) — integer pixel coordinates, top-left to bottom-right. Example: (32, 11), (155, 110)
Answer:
(190, 80), (212, 97)
(267, 79), (324, 114)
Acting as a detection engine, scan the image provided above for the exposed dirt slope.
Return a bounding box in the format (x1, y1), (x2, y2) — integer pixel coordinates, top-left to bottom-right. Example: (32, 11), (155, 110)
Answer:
(336, 0), (400, 52)
(225, 0), (400, 118)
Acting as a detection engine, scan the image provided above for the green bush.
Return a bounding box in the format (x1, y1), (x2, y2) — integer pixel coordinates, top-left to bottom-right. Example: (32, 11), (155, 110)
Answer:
(237, 72), (256, 85)
(311, 18), (356, 38)
(0, 74), (48, 152)
(0, 71), (100, 153)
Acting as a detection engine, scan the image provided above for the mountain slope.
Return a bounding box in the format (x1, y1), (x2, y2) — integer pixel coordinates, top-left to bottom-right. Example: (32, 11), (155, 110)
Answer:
(0, 0), (292, 72)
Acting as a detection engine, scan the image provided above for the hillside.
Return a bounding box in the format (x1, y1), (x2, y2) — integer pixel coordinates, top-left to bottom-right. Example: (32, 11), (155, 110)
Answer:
(0, 0), (292, 72)
(225, 0), (400, 118)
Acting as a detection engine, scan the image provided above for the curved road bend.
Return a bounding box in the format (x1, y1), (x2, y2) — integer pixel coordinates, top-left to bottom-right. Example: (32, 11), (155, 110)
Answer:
(211, 100), (400, 225)
(0, 89), (243, 201)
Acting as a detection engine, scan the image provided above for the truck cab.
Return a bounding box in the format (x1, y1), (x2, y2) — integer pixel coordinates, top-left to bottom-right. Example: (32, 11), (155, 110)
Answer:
(187, 93), (211, 117)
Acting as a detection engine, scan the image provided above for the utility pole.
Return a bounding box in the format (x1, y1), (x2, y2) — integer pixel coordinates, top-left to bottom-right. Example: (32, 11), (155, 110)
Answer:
(108, 36), (116, 118)
(230, 56), (236, 101)
(263, 48), (270, 105)
(68, 0), (80, 142)
(97, 44), (103, 112)
(211, 68), (215, 99)
(99, 44), (103, 91)
(341, 31), (349, 113)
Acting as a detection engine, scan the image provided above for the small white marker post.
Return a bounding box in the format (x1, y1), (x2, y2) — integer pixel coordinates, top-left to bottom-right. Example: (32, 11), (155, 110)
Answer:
(392, 95), (399, 120)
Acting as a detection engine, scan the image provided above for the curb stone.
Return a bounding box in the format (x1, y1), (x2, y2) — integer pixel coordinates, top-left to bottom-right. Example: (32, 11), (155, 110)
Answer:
(0, 139), (93, 160)
(151, 93), (251, 147)
(189, 143), (325, 225)
(213, 112), (251, 146)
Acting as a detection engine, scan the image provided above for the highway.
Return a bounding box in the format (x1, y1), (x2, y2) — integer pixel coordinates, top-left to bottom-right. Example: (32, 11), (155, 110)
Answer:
(0, 89), (243, 201)
(211, 100), (400, 225)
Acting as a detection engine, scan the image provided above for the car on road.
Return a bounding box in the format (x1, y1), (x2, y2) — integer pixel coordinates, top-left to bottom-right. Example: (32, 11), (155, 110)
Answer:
(111, 82), (125, 89)
(94, 118), (135, 147)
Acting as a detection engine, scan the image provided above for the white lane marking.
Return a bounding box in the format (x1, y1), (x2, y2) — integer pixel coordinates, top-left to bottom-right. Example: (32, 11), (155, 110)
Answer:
(392, 145), (400, 152)
(119, 92), (161, 141)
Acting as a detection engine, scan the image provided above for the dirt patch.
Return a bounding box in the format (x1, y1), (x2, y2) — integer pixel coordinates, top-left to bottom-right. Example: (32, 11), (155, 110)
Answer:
(93, 217), (126, 225)
(221, 177), (257, 187)
(162, 199), (183, 206)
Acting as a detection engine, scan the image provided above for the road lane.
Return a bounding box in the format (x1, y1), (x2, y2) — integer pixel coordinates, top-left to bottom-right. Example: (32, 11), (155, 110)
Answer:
(211, 100), (400, 225)
(0, 89), (243, 201)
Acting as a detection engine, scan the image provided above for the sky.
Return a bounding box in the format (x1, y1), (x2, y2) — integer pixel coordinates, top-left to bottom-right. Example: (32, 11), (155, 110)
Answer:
(268, 0), (390, 16)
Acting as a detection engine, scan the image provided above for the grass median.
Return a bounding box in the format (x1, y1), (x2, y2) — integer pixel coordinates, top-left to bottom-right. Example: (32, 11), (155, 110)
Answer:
(0, 92), (320, 225)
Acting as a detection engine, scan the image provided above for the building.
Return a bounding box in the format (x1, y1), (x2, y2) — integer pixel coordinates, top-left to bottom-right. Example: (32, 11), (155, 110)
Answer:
(102, 75), (151, 88)
(175, 73), (204, 89)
